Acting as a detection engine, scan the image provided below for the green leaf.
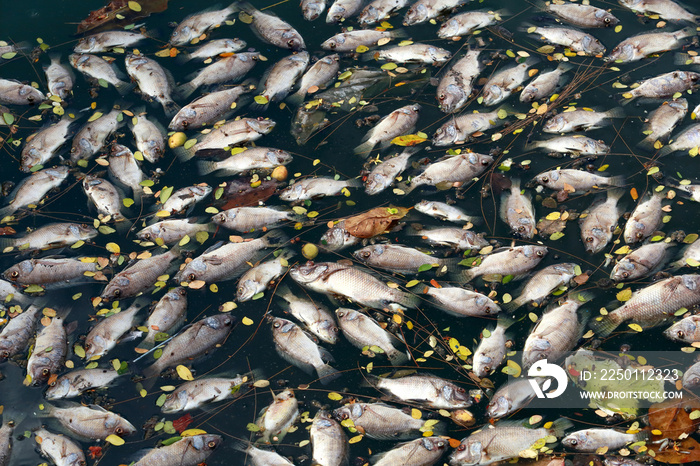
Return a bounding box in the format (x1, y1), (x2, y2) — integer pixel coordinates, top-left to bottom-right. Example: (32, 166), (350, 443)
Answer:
(2, 113), (14, 125)
(417, 263), (433, 272)
(159, 186), (174, 204)
(161, 436), (182, 446)
(155, 393), (167, 407)
(98, 78), (109, 88)
(1, 52), (17, 59)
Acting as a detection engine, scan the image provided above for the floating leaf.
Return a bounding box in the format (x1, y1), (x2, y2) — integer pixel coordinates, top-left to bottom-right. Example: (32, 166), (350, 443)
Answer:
(2, 113), (14, 125)
(328, 392), (343, 401)
(348, 435), (363, 444)
(254, 95), (269, 105)
(159, 186), (174, 204)
(105, 242), (120, 254)
(105, 434), (125, 446)
(128, 1), (142, 12)
(241, 316), (254, 326)
(176, 365), (194, 381)
(616, 288), (632, 302)
(628, 323), (643, 332)
(88, 111), (103, 122)
(181, 428), (207, 437)
(391, 134), (427, 147)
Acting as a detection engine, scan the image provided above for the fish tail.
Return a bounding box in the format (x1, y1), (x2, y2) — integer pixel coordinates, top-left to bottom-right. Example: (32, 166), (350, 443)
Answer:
(548, 418), (574, 438)
(555, 61), (573, 73)
(0, 205), (16, 222)
(115, 80), (136, 96)
(286, 89), (306, 107)
(177, 82), (198, 100)
(354, 139), (377, 157)
(360, 373), (380, 388)
(501, 296), (525, 313)
(344, 177), (364, 189)
(398, 290), (420, 309)
(675, 27), (697, 40)
(523, 140), (541, 152)
(658, 144), (676, 157)
(226, 1), (241, 14)
(174, 145), (197, 162)
(174, 52), (192, 66)
(675, 52), (698, 67)
(262, 229), (289, 248)
(0, 236), (15, 252)
(588, 314), (621, 338)
(316, 363), (341, 385)
(619, 92), (636, 106)
(607, 175), (627, 187)
(605, 106), (625, 119)
(389, 28), (408, 40)
(387, 348), (409, 367)
(248, 100), (270, 112)
(162, 100), (181, 118)
(457, 268), (475, 284)
(235, 1), (256, 14)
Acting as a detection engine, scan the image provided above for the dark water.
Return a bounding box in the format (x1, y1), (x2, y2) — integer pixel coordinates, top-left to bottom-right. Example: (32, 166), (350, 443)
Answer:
(1, 0), (699, 465)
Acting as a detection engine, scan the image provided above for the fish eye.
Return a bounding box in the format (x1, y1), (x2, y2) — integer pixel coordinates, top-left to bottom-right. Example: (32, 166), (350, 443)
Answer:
(636, 232), (644, 239)
(287, 39), (296, 47)
(341, 412), (348, 420)
(113, 289), (121, 297)
(536, 250), (544, 257)
(273, 321), (280, 328)
(622, 272), (629, 278)
(337, 311), (345, 317)
(570, 439), (578, 445)
(481, 159), (490, 166)
(483, 365), (491, 373)
(518, 226), (525, 232)
(457, 387), (465, 393)
(49, 380), (56, 386)
(678, 331), (685, 338)
(0, 351), (8, 358)
(585, 237), (594, 243)
(143, 233), (151, 240)
(208, 440), (217, 448)
(458, 444), (466, 451)
(438, 93), (445, 100)
(10, 271), (18, 279)
(604, 17), (611, 24)
(188, 273), (196, 281)
(116, 427), (124, 435)
(42, 368), (50, 376)
(237, 287), (244, 295)
(541, 177), (548, 183)
(360, 251), (371, 259)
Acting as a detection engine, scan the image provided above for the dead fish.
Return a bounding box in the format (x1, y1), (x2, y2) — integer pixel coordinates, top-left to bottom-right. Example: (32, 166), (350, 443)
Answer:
(74, 30), (148, 53)
(212, 206), (302, 232)
(664, 314), (700, 343)
(34, 428), (86, 466)
(302, 0), (327, 21)
(473, 317), (513, 377)
(622, 70), (700, 102)
(365, 149), (415, 195)
(26, 315), (68, 386)
(0, 79), (45, 105)
(504, 263), (579, 311)
(526, 135), (610, 156)
(235, 249), (293, 302)
(352, 243), (456, 275)
(125, 53), (180, 117)
(374, 437), (449, 466)
(481, 58), (538, 106)
(459, 245), (548, 283)
(0, 222), (97, 253)
(639, 99), (688, 149)
(101, 247), (181, 300)
(543, 107), (624, 133)
(290, 261), (419, 311)
(364, 373), (473, 409)
(132, 435), (222, 466)
(404, 0), (469, 26)
(520, 62), (571, 103)
(197, 147), (293, 176)
(287, 54), (340, 105)
(3, 257), (100, 289)
(500, 179), (536, 239)
(271, 317), (340, 384)
(140, 287), (188, 348)
(658, 123), (700, 156)
(623, 192), (665, 243)
(277, 284), (338, 344)
(70, 108), (123, 162)
(537, 1), (619, 28)
(169, 2), (238, 46)
(45, 368), (121, 400)
(486, 378), (539, 419)
(0, 166), (70, 220)
(20, 115), (76, 172)
(354, 104), (421, 156)
(310, 410), (348, 466)
(129, 110), (166, 164)
(437, 49), (483, 113)
(408, 226), (489, 251)
(579, 189), (624, 254)
(534, 168), (625, 192)
(432, 111), (507, 145)
(607, 28), (695, 63)
(68, 54), (134, 96)
(279, 176), (361, 201)
(108, 143), (146, 203)
(618, 0), (698, 23)
(0, 304), (40, 362)
(335, 308), (409, 366)
(414, 200), (480, 224)
(44, 54), (74, 100)
(239, 2), (306, 51)
(327, 0), (364, 23)
(371, 43), (452, 65)
(321, 30), (404, 52)
(611, 242), (674, 282)
(333, 402), (431, 440)
(256, 389), (300, 443)
(438, 10), (506, 38)
(176, 38), (247, 64)
(233, 441), (294, 465)
(161, 371), (257, 413)
(136, 218), (215, 245)
(256, 52), (310, 106)
(563, 429), (646, 452)
(159, 184), (212, 215)
(83, 300), (145, 360)
(406, 152), (493, 193)
(359, 0), (411, 26)
(82, 175), (125, 223)
(169, 84), (252, 131)
(177, 52), (259, 99)
(527, 26), (605, 55)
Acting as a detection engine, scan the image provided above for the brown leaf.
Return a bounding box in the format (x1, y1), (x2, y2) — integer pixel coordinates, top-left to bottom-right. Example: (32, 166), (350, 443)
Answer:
(648, 399), (700, 438)
(344, 206), (410, 239)
(0, 227), (15, 236)
(649, 437), (700, 464)
(572, 272), (589, 285)
(77, 0), (169, 34)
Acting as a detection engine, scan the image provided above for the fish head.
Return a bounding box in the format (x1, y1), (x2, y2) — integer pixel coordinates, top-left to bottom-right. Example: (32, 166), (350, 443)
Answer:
(486, 394), (512, 419)
(105, 414), (137, 438)
(326, 4), (347, 23)
(3, 259), (32, 282)
(562, 431), (592, 451)
(249, 117), (276, 135)
(481, 85), (502, 107)
(83, 333), (109, 361)
(358, 6), (380, 26)
(204, 314), (235, 331)
(190, 434), (223, 453)
(319, 225), (357, 251)
(236, 279), (259, 302)
(583, 227), (608, 254)
(335, 308), (359, 323)
(191, 185), (213, 198)
(421, 436), (448, 453)
(427, 46), (452, 64)
(332, 403), (362, 422)
(279, 183), (304, 201)
(542, 115), (565, 133)
(683, 366), (700, 389)
(289, 261), (329, 284)
(610, 259), (635, 282)
(432, 123), (457, 145)
(682, 274), (700, 292)
(28, 355), (57, 386)
(438, 84), (467, 114)
(74, 36), (97, 53)
(404, 4), (429, 26)
(535, 170), (559, 188)
(313, 318), (339, 344)
(364, 173), (388, 195)
(45, 375), (72, 400)
(267, 149), (293, 166)
(101, 275), (131, 301)
(582, 36), (605, 55)
(442, 383), (472, 407)
(523, 245), (548, 260)
(271, 317), (297, 336)
(352, 244), (384, 263)
(438, 19), (461, 38)
(281, 30), (305, 51)
(211, 211), (231, 225)
(450, 438), (482, 465)
(473, 354), (493, 378)
(162, 388), (189, 413)
(664, 317), (697, 343)
(595, 9), (619, 27)
(169, 25), (192, 46)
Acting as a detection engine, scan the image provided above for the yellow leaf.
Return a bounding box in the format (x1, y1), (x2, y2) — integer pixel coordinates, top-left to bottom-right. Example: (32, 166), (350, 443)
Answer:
(391, 134), (427, 147)
(411, 408), (422, 419)
(628, 323), (643, 332)
(254, 95), (269, 105)
(181, 428), (207, 437)
(242, 317), (254, 326)
(348, 435), (363, 444)
(356, 45), (369, 53)
(105, 242), (120, 254)
(545, 212), (560, 220)
(328, 392), (343, 401)
(647, 167), (659, 176)
(176, 365), (194, 381)
(616, 288), (632, 302)
(105, 434), (125, 446)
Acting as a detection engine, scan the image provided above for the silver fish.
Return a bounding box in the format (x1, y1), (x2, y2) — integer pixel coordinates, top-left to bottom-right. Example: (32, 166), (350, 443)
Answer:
(624, 192), (665, 243)
(373, 43), (452, 65)
(132, 435), (222, 466)
(160, 184), (212, 215)
(0, 222), (97, 253)
(129, 110), (166, 164)
(136, 218), (214, 245)
(101, 247), (181, 300)
(500, 179), (536, 239)
(0, 79), (44, 105)
(543, 107), (624, 133)
(640, 99), (688, 149)
(277, 284), (338, 344)
(624, 70), (700, 101)
(125, 53), (180, 117)
(310, 410), (348, 466)
(374, 437), (449, 466)
(141, 286), (188, 348)
(197, 147), (292, 176)
(473, 318), (511, 378)
(271, 317), (340, 384)
(352, 243), (456, 275)
(534, 169), (625, 192)
(35, 428), (85, 466)
(437, 49), (483, 113)
(288, 54), (340, 105)
(365, 149), (414, 195)
(68, 54), (134, 95)
(70, 108), (123, 162)
(618, 0), (698, 23)
(321, 30), (402, 52)
(683, 360), (700, 389)
(3, 257), (99, 288)
(407, 152), (493, 192)
(486, 377), (539, 419)
(414, 200), (480, 224)
(366, 373), (472, 409)
(177, 38), (247, 63)
(359, 0), (411, 26)
(302, 0), (327, 21)
(0, 421), (12, 466)
(659, 123), (700, 156)
(290, 261), (419, 311)
(438, 10), (505, 38)
(528, 26), (605, 55)
(354, 104), (421, 156)
(212, 206), (300, 232)
(327, 0), (364, 22)
(579, 189), (624, 254)
(82, 175), (125, 223)
(142, 314), (236, 379)
(0, 304), (40, 362)
(432, 112), (506, 145)
(236, 250), (292, 302)
(664, 314), (700, 343)
(161, 372), (255, 413)
(279, 176), (361, 201)
(333, 402), (428, 440)
(563, 429), (645, 452)
(505, 263), (578, 311)
(459, 245), (548, 283)
(607, 28), (695, 63)
(404, 0), (468, 26)
(44, 55), (74, 100)
(26, 315), (67, 386)
(175, 230), (285, 284)
(425, 286), (501, 317)
(526, 135), (610, 156)
(177, 52), (259, 99)
(481, 59), (537, 106)
(335, 308), (408, 366)
(520, 62), (571, 103)
(83, 300), (145, 360)
(256, 389), (299, 443)
(45, 368), (121, 400)
(0, 166), (70, 219)
(258, 52), (309, 104)
(541, 2), (619, 28)
(234, 441), (294, 465)
(20, 116), (75, 172)
(178, 117), (277, 159)
(240, 2), (305, 51)
(450, 419), (572, 465)
(74, 30), (147, 53)
(169, 85), (251, 131)
(108, 143), (146, 202)
(169, 3), (238, 46)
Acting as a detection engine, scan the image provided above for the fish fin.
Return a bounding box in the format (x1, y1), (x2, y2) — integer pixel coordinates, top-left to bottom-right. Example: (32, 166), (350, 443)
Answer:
(162, 100), (180, 118)
(547, 418), (574, 437)
(177, 82), (198, 100)
(173, 144), (197, 162)
(387, 348), (410, 367)
(675, 52), (699, 66)
(235, 1), (256, 14)
(174, 51), (192, 66)
(501, 296), (525, 313)
(588, 314), (620, 338)
(398, 290), (420, 309)
(606, 187), (625, 203)
(0, 205), (15, 221)
(261, 229), (289, 248)
(115, 81), (136, 96)
(354, 139), (377, 157)
(605, 107), (625, 119)
(658, 144), (676, 157)
(457, 268), (475, 284)
(389, 28), (409, 40)
(344, 177), (364, 189)
(497, 315), (517, 330)
(285, 89), (306, 107)
(316, 363), (341, 385)
(196, 160), (219, 175)
(607, 175), (627, 188)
